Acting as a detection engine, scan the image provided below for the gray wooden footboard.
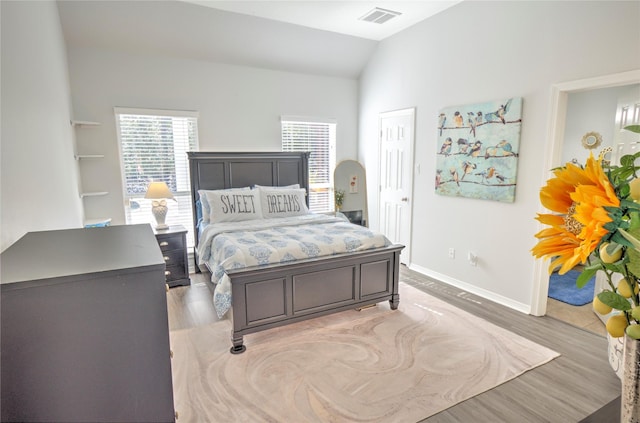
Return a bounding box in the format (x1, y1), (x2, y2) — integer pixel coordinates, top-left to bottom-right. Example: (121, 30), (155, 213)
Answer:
(226, 244), (404, 354)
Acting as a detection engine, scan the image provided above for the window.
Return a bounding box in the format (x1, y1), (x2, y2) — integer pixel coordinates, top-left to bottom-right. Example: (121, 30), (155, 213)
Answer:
(115, 108), (198, 247)
(281, 116), (336, 212)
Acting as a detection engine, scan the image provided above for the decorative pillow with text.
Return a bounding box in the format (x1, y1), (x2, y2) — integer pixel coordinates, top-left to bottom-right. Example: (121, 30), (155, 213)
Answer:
(259, 188), (309, 219)
(203, 188), (261, 223)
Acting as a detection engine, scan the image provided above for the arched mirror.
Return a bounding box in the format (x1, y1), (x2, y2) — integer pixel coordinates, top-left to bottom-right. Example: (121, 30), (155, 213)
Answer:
(334, 160), (368, 227)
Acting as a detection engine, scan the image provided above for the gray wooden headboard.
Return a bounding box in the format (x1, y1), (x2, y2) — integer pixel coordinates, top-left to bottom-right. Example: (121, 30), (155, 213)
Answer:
(187, 151), (310, 247)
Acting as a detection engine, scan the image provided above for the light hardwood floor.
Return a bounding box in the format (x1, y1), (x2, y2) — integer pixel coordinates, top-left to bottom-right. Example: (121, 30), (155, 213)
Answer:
(546, 297), (607, 337)
(543, 265), (607, 337)
(167, 266), (621, 422)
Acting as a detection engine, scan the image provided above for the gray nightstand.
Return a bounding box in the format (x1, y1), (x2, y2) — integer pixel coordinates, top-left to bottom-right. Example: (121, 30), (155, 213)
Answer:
(154, 225), (190, 288)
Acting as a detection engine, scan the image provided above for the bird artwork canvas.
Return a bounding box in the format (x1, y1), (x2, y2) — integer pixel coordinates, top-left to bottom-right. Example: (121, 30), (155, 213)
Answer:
(435, 97), (523, 202)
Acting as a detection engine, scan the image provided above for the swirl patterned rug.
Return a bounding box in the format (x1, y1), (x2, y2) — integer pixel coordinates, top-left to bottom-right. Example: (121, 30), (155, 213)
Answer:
(170, 283), (559, 422)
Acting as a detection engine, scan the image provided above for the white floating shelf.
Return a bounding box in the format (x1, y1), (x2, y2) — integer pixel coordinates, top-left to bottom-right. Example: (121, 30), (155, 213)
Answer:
(80, 191), (109, 198)
(75, 154), (105, 160)
(71, 120), (101, 127)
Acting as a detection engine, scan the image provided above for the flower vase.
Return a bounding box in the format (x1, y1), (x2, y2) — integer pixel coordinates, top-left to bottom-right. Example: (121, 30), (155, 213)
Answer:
(622, 334), (640, 423)
(609, 333), (625, 379)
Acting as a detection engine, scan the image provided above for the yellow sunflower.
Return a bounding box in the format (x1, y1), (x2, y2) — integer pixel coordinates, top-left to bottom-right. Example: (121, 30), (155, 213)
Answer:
(532, 155), (619, 274)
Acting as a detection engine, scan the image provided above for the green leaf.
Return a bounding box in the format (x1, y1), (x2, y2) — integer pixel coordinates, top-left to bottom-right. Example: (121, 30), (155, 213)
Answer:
(607, 243), (622, 255)
(585, 259), (603, 270)
(621, 155), (636, 167)
(619, 184), (631, 198)
(576, 268), (598, 289)
(602, 261), (627, 273)
(619, 168), (637, 180)
(604, 205), (621, 214)
(630, 212), (640, 231)
(611, 231), (634, 249)
(628, 250), (640, 279)
(624, 125), (640, 134)
(621, 199), (640, 210)
(604, 222), (619, 232)
(598, 291), (632, 311)
(619, 228), (640, 252)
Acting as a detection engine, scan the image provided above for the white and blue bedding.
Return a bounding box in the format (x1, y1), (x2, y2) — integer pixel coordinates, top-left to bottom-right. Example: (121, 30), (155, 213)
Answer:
(197, 214), (391, 317)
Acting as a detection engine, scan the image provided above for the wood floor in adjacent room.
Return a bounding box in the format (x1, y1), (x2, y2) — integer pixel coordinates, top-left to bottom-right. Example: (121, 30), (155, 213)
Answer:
(167, 266), (620, 422)
(546, 297), (607, 337)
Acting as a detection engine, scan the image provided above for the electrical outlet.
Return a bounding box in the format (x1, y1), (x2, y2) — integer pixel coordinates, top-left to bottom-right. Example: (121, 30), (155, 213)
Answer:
(448, 248), (455, 259)
(468, 252), (477, 266)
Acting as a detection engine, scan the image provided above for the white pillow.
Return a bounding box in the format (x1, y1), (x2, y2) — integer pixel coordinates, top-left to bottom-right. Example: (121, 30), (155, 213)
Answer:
(205, 189), (262, 223)
(197, 190), (212, 224)
(259, 188), (309, 219)
(199, 187), (250, 224)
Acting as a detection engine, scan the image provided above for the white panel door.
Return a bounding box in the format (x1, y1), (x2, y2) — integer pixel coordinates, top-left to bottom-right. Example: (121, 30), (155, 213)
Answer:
(611, 100), (640, 162)
(378, 108), (415, 264)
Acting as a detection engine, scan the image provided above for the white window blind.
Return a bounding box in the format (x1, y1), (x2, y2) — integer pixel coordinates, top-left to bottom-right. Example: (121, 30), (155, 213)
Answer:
(281, 117), (336, 212)
(115, 108), (199, 247)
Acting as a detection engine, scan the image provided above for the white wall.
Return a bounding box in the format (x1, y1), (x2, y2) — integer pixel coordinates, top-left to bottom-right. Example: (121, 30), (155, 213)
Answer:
(562, 84), (640, 165)
(0, 1), (83, 252)
(67, 48), (359, 224)
(359, 1), (640, 311)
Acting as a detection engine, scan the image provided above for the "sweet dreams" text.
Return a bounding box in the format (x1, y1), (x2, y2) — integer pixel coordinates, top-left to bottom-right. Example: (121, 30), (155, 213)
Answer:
(265, 194), (301, 213)
(220, 194), (257, 214)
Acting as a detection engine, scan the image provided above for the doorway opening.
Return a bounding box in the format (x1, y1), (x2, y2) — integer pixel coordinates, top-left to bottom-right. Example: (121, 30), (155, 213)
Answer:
(532, 70), (640, 335)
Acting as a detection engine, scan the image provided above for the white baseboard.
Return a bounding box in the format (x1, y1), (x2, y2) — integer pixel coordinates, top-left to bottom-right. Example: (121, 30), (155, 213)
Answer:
(407, 263), (532, 315)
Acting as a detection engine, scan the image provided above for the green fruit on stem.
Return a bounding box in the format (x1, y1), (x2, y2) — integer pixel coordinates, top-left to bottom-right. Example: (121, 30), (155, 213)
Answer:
(626, 324), (640, 340)
(618, 278), (639, 298)
(599, 242), (622, 263)
(606, 314), (629, 338)
(593, 296), (612, 315)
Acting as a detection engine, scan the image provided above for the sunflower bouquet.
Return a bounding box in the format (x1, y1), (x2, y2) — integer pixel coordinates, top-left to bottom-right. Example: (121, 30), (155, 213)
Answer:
(532, 125), (640, 340)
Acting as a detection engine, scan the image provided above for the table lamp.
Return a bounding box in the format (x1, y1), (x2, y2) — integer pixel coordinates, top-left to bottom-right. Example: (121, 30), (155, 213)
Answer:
(144, 182), (174, 230)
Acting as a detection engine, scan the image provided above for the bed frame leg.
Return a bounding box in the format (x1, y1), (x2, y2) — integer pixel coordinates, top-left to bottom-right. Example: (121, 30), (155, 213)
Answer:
(230, 333), (246, 354)
(389, 294), (400, 310)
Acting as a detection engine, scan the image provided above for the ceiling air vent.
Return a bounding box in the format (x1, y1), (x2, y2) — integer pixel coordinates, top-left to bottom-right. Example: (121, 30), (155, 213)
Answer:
(359, 7), (402, 24)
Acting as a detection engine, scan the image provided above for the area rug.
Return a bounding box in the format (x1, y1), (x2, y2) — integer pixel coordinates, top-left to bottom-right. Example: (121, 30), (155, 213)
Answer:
(170, 283), (559, 422)
(548, 270), (595, 306)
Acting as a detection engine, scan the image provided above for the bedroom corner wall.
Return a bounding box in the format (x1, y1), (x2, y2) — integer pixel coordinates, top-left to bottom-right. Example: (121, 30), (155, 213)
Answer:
(359, 1), (640, 311)
(66, 48), (359, 225)
(0, 1), (83, 252)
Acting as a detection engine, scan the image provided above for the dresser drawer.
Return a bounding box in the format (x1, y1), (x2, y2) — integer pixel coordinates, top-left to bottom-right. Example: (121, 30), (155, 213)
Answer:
(164, 265), (187, 282)
(156, 235), (184, 252)
(161, 250), (185, 268)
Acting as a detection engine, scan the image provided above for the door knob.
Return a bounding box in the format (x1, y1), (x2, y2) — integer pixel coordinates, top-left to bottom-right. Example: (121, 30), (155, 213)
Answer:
(401, 197), (408, 202)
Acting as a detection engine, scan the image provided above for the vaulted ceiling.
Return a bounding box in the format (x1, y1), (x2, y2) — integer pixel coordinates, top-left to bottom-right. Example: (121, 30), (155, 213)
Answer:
(181, 1), (461, 41)
(57, 1), (460, 78)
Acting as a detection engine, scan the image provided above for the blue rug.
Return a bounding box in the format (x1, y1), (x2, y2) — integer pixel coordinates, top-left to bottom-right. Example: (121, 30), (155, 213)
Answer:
(548, 270), (595, 306)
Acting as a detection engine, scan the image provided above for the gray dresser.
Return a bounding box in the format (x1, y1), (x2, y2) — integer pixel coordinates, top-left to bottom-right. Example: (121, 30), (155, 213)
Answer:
(0, 224), (175, 422)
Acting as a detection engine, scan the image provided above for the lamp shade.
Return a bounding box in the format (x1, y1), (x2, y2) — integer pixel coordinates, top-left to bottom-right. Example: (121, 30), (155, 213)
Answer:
(144, 182), (174, 200)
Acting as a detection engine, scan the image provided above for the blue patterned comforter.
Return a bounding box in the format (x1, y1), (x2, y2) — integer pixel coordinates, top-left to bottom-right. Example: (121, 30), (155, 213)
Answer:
(197, 214), (391, 317)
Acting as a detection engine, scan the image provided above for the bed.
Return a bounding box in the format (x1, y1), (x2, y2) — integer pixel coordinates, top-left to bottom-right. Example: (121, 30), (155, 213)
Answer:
(188, 151), (404, 353)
